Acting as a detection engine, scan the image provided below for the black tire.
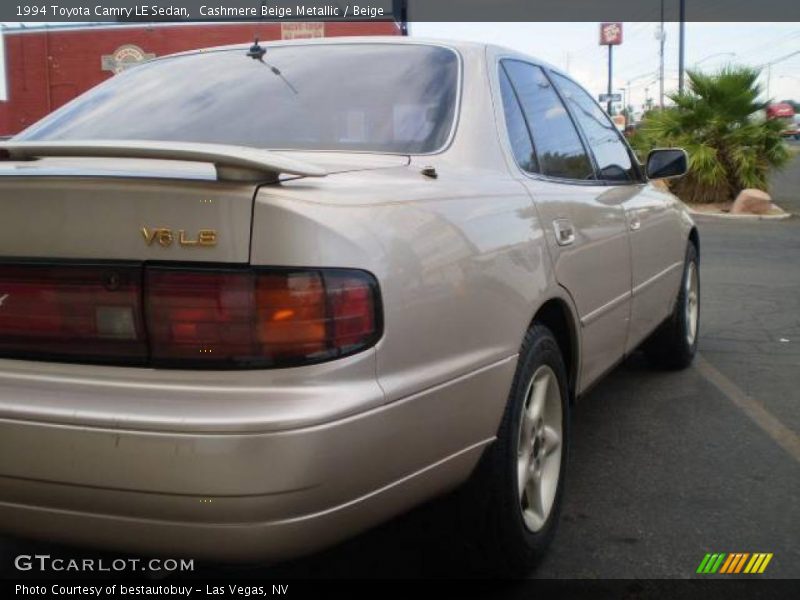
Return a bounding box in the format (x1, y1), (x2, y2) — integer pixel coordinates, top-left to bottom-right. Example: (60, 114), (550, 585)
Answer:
(458, 324), (569, 577)
(643, 241), (700, 369)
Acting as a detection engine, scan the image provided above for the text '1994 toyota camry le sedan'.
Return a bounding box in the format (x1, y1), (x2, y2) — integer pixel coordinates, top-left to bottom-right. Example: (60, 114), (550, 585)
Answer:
(0, 38), (697, 575)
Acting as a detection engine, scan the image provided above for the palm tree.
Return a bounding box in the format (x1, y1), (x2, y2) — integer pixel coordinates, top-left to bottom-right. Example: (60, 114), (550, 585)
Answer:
(631, 66), (791, 204)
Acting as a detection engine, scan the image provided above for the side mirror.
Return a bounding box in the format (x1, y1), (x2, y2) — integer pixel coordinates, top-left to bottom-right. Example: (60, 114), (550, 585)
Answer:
(646, 148), (688, 180)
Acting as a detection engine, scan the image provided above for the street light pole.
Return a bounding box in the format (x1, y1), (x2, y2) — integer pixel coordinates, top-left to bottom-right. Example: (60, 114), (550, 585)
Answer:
(763, 50), (800, 100)
(678, 0), (686, 94)
(767, 64), (772, 99)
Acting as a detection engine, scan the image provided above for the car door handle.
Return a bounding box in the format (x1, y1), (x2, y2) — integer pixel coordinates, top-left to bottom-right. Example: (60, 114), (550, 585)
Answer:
(553, 219), (575, 246)
(630, 218), (641, 231)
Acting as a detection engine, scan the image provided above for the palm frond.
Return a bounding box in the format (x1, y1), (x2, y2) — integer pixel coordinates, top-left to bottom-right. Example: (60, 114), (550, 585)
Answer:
(630, 64), (789, 203)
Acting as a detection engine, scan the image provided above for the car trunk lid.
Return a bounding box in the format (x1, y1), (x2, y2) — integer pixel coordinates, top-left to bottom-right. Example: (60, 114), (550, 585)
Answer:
(0, 143), (391, 368)
(0, 141), (327, 263)
(0, 143), (408, 262)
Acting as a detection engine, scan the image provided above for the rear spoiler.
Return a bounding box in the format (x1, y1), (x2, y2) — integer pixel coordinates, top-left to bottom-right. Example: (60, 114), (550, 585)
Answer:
(0, 140), (327, 183)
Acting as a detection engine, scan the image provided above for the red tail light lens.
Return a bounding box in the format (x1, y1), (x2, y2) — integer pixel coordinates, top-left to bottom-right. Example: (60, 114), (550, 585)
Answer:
(326, 272), (378, 350)
(0, 264), (380, 369)
(146, 269), (260, 366)
(0, 264), (147, 364)
(145, 266), (380, 368)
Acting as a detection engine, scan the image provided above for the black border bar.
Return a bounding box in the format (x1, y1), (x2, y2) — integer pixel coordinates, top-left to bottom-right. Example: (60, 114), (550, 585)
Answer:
(3, 0), (800, 23)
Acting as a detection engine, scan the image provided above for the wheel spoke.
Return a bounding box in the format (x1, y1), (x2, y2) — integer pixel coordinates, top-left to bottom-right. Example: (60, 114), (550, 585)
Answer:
(542, 425), (561, 456)
(525, 472), (544, 522)
(527, 372), (548, 423)
(520, 411), (536, 452)
(517, 453), (531, 501)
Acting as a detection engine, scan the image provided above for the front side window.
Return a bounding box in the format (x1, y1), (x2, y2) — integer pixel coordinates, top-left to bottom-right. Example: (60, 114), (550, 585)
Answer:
(18, 44), (459, 155)
(501, 60), (594, 180)
(552, 73), (637, 182)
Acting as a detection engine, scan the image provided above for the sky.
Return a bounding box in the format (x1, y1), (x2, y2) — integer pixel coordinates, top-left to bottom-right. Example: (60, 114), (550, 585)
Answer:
(411, 22), (800, 110)
(1, 21), (798, 108)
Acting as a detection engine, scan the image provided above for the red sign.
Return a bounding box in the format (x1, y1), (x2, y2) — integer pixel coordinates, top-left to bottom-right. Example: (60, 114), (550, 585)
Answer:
(767, 103), (795, 119)
(600, 22), (623, 45)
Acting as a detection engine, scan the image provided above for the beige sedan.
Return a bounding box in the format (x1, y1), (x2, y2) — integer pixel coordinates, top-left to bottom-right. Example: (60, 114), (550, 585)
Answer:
(0, 38), (697, 575)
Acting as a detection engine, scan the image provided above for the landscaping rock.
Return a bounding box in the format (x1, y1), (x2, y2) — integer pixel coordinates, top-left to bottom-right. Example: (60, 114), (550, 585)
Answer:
(731, 189), (773, 215)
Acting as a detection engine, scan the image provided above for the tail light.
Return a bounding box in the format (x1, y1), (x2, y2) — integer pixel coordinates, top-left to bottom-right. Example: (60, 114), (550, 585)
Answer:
(0, 264), (381, 369)
(0, 264), (147, 364)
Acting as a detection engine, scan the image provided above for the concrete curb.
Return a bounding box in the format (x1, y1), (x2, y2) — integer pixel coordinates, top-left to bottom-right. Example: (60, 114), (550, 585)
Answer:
(685, 206), (793, 221)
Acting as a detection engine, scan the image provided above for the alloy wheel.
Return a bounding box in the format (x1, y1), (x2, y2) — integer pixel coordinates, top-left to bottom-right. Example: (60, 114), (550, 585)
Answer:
(516, 365), (563, 532)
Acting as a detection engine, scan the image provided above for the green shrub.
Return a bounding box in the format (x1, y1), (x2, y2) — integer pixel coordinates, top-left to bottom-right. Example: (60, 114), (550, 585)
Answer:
(630, 66), (791, 204)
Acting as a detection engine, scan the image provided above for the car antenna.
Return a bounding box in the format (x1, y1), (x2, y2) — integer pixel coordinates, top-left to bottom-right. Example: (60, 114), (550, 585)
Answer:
(247, 36), (267, 60)
(246, 36), (299, 95)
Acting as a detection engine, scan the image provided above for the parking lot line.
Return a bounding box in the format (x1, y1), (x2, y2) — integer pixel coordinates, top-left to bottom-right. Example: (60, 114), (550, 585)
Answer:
(695, 354), (800, 464)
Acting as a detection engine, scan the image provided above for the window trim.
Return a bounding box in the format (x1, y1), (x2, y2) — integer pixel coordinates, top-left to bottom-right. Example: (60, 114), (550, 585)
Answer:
(547, 69), (646, 185)
(497, 58), (600, 186)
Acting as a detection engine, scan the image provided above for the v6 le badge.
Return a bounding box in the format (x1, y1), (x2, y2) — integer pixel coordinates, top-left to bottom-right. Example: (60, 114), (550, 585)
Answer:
(141, 227), (217, 248)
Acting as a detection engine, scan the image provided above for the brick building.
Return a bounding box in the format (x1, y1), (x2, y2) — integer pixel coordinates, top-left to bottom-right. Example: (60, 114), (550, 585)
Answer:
(0, 20), (403, 136)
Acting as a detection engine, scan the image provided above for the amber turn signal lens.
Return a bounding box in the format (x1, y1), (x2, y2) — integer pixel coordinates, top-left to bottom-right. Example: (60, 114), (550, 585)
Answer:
(256, 272), (328, 357)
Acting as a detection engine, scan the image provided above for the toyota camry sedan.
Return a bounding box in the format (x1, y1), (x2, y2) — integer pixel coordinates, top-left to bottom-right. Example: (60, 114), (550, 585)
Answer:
(0, 38), (698, 575)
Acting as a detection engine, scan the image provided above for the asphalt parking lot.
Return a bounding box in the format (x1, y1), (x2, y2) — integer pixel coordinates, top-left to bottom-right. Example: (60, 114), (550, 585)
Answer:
(2, 156), (799, 581)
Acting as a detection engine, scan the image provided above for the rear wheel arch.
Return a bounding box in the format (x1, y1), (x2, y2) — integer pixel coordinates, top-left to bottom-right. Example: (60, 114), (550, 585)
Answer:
(528, 298), (579, 403)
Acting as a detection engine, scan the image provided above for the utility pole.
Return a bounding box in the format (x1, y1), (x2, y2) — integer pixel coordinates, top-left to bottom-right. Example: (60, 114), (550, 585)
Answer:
(678, 0), (686, 94)
(658, 0), (666, 107)
(607, 44), (614, 114)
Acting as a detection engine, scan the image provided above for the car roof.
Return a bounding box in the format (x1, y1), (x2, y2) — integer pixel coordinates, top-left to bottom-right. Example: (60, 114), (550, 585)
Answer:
(148, 35), (563, 75)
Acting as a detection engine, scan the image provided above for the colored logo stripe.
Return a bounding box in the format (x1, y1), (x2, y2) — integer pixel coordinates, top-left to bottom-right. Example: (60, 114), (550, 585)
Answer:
(698, 553), (773, 574)
(718, 553), (735, 573)
(745, 553), (773, 574)
(720, 553), (749, 573)
(697, 553), (726, 573)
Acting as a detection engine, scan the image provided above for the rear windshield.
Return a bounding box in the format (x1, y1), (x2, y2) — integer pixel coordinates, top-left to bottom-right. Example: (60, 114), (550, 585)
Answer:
(18, 44), (460, 154)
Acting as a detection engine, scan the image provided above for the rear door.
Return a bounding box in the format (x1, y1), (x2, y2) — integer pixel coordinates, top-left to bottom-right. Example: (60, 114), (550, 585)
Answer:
(550, 72), (683, 353)
(498, 60), (632, 391)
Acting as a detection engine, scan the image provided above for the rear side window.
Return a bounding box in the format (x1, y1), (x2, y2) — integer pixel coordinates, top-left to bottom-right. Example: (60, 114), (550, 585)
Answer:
(502, 60), (594, 181)
(552, 73), (637, 182)
(499, 67), (538, 173)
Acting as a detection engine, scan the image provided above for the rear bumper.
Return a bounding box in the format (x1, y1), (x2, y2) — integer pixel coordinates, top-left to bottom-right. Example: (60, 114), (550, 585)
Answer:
(0, 354), (513, 561)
